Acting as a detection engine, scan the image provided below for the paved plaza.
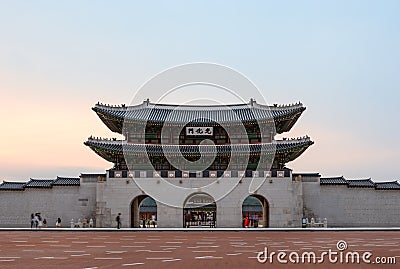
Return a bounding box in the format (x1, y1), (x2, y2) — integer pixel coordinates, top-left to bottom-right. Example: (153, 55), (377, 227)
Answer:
(0, 230), (398, 268)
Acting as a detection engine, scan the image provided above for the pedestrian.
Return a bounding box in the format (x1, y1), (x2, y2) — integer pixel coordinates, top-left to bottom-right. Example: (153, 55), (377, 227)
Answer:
(142, 217), (146, 228)
(37, 213), (43, 229)
(30, 213), (35, 229)
(34, 214), (39, 228)
(116, 213), (121, 229)
(43, 218), (47, 228)
(56, 217), (61, 228)
(244, 216), (250, 228)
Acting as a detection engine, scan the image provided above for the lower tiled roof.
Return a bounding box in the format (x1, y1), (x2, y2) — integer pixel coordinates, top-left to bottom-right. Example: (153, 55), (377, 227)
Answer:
(80, 173), (107, 178)
(320, 176), (347, 185)
(375, 181), (400, 190)
(0, 176), (81, 191)
(0, 181), (26, 190)
(320, 176), (400, 190)
(25, 179), (54, 188)
(53, 177), (80, 186)
(347, 179), (375, 188)
(84, 138), (314, 155)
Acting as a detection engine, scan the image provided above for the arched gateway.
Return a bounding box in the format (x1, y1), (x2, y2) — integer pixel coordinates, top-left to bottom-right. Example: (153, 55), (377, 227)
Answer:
(183, 193), (216, 228)
(242, 195), (269, 228)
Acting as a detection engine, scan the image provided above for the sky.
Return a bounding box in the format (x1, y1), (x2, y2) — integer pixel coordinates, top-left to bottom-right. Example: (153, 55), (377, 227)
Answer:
(0, 1), (399, 182)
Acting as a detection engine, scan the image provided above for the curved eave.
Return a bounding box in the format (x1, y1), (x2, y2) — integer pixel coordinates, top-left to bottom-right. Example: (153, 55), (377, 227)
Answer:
(92, 107), (123, 133)
(275, 108), (306, 133)
(275, 140), (314, 163)
(93, 105), (306, 134)
(84, 141), (122, 163)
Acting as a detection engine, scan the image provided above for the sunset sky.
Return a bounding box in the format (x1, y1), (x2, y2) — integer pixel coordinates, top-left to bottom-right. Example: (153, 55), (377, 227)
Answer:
(1, 1), (399, 181)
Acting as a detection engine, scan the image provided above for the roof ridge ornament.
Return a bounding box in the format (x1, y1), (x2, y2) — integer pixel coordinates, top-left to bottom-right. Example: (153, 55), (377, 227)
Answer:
(250, 98), (256, 107)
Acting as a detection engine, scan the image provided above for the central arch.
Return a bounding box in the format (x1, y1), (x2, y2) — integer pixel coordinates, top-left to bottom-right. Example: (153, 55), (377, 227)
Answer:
(242, 194), (269, 228)
(183, 193), (216, 228)
(130, 195), (157, 228)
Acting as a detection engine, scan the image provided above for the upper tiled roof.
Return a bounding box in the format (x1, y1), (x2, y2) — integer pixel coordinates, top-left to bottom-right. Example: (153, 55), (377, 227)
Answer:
(53, 176), (80, 186)
(25, 179), (54, 188)
(94, 100), (304, 123)
(320, 176), (347, 185)
(93, 100), (306, 133)
(375, 181), (400, 190)
(0, 181), (26, 190)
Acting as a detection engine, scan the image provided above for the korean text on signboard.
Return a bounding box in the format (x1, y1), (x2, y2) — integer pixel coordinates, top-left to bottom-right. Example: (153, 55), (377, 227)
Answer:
(186, 127), (213, 136)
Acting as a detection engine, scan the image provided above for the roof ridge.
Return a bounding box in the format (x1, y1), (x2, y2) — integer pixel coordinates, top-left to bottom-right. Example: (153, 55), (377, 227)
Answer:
(95, 100), (304, 110)
(56, 176), (80, 179)
(346, 178), (372, 181)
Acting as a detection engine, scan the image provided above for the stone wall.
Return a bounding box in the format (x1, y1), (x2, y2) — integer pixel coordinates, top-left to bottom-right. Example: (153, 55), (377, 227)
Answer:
(303, 182), (400, 227)
(3, 172), (398, 228)
(0, 177), (97, 228)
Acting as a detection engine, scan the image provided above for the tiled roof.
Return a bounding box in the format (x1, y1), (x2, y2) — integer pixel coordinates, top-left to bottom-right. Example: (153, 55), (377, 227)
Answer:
(0, 181), (26, 190)
(53, 176), (80, 186)
(93, 100), (306, 134)
(80, 173), (107, 177)
(347, 178), (375, 188)
(319, 177), (400, 190)
(293, 173), (321, 177)
(0, 176), (82, 191)
(93, 101), (305, 124)
(25, 179), (54, 188)
(375, 181), (400, 190)
(320, 176), (347, 185)
(84, 138), (314, 156)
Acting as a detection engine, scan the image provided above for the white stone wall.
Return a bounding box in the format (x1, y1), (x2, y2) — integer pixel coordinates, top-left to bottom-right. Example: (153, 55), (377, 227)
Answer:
(4, 173), (399, 228)
(303, 182), (400, 227)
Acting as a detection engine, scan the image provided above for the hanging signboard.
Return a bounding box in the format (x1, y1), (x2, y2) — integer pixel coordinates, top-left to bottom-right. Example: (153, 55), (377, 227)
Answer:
(186, 127), (213, 136)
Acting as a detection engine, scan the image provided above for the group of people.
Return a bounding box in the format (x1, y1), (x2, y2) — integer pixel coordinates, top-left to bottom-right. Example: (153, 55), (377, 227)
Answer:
(30, 213), (61, 228)
(141, 215), (157, 228)
(243, 216), (259, 228)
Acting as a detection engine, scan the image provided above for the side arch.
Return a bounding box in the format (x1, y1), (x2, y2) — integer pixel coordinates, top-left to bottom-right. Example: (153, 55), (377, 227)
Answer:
(130, 195), (157, 228)
(241, 194), (269, 228)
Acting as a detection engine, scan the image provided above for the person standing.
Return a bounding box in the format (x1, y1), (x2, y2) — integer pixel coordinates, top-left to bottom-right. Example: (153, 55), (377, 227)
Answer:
(30, 213), (35, 229)
(33, 214), (39, 228)
(116, 213), (121, 229)
(56, 217), (61, 228)
(244, 216), (250, 228)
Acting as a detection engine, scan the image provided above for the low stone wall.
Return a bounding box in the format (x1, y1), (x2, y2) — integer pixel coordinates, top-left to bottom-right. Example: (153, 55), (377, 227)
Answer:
(303, 182), (400, 227)
(0, 179), (97, 228)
